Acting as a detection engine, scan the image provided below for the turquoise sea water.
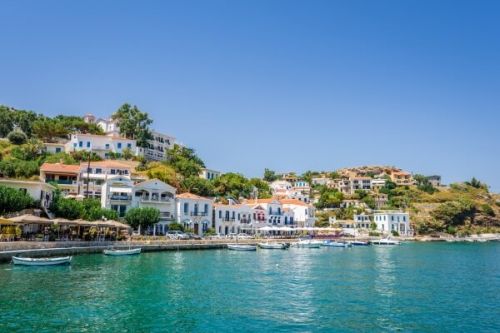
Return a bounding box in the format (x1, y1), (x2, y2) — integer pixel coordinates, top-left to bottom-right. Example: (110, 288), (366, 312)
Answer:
(0, 243), (499, 332)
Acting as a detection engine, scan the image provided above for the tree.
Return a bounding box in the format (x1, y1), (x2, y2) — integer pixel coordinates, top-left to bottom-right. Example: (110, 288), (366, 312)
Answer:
(166, 144), (205, 179)
(7, 130), (27, 145)
(146, 163), (179, 188)
(263, 168), (278, 182)
(112, 103), (153, 147)
(414, 174), (436, 194)
(44, 152), (78, 165)
(180, 176), (214, 196)
(316, 187), (344, 209)
(81, 199), (119, 221)
(121, 148), (133, 160)
(32, 118), (68, 142)
(0, 185), (34, 214)
(212, 173), (254, 199)
(249, 178), (272, 198)
(50, 195), (84, 220)
(125, 207), (160, 233)
(465, 177), (487, 190)
(431, 199), (476, 228)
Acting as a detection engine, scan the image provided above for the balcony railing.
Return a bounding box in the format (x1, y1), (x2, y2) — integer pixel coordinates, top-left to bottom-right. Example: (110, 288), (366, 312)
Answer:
(190, 212), (208, 216)
(110, 195), (132, 201)
(46, 179), (77, 185)
(223, 217), (236, 222)
(140, 196), (171, 203)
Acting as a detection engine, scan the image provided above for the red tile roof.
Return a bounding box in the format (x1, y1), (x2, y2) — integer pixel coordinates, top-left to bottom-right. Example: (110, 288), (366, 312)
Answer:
(40, 163), (80, 174)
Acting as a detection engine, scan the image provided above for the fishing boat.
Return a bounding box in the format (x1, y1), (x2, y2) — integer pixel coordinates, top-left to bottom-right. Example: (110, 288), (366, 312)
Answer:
(227, 244), (257, 251)
(103, 248), (142, 256)
(258, 242), (288, 249)
(292, 239), (322, 248)
(322, 240), (351, 248)
(349, 240), (370, 246)
(12, 256), (72, 266)
(371, 237), (401, 245)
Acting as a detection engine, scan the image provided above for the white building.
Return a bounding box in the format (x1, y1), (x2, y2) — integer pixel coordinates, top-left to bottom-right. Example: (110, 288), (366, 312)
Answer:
(101, 175), (134, 217)
(311, 177), (332, 186)
(40, 163), (80, 196)
(243, 198), (296, 230)
(373, 211), (412, 236)
(66, 133), (137, 159)
(84, 113), (177, 161)
(214, 203), (253, 235)
(80, 160), (133, 198)
(43, 142), (66, 154)
(199, 168), (222, 180)
(175, 193), (213, 235)
(0, 179), (55, 209)
(132, 179), (176, 235)
(280, 199), (315, 227)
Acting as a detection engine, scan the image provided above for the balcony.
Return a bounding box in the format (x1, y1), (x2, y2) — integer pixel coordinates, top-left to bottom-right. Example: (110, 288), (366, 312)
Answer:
(110, 194), (132, 201)
(140, 195), (171, 203)
(223, 217), (236, 222)
(46, 179), (77, 185)
(190, 212), (209, 217)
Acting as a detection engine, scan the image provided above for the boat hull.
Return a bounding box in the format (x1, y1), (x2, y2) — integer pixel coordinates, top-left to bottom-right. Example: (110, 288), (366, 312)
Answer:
(12, 256), (72, 266)
(322, 241), (351, 248)
(228, 244), (257, 251)
(258, 243), (288, 249)
(349, 241), (370, 246)
(103, 248), (142, 256)
(293, 241), (322, 248)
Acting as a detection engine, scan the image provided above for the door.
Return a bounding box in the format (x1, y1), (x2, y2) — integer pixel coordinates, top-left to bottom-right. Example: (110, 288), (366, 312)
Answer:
(194, 223), (199, 235)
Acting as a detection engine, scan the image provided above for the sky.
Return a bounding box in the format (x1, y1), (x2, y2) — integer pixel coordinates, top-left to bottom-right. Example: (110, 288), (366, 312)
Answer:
(1, 0), (499, 191)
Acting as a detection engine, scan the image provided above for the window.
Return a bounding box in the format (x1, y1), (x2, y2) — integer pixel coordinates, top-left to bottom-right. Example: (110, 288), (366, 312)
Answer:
(238, 213), (240, 220)
(55, 148), (61, 153)
(219, 210), (222, 218)
(117, 143), (122, 149)
(204, 204), (208, 213)
(111, 169), (116, 175)
(73, 143), (77, 148)
(95, 168), (102, 174)
(105, 144), (110, 149)
(127, 143), (132, 148)
(86, 141), (90, 148)
(79, 141), (83, 147)
(183, 203), (188, 214)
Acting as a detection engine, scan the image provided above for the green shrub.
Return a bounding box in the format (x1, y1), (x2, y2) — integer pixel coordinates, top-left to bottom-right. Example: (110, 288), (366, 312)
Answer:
(167, 223), (184, 231)
(481, 204), (495, 217)
(369, 231), (380, 237)
(50, 196), (84, 220)
(391, 230), (400, 237)
(7, 130), (27, 145)
(0, 185), (34, 214)
(125, 207), (160, 232)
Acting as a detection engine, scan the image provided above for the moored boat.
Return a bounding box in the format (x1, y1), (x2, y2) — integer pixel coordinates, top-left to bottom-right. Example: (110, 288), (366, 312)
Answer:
(322, 240), (351, 248)
(103, 248), (142, 256)
(292, 239), (322, 248)
(12, 256), (72, 266)
(227, 244), (257, 251)
(349, 240), (370, 246)
(371, 237), (401, 245)
(258, 242), (288, 249)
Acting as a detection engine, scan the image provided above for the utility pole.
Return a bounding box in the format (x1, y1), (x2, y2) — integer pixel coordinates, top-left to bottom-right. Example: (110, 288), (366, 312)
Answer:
(86, 150), (91, 198)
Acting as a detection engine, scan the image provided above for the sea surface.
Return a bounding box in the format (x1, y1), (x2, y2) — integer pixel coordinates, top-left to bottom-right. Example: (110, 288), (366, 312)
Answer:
(0, 242), (499, 332)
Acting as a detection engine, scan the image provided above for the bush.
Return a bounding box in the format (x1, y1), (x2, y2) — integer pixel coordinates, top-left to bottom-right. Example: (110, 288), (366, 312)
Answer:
(391, 230), (400, 237)
(0, 159), (40, 179)
(7, 130), (27, 145)
(50, 196), (84, 220)
(167, 223), (184, 231)
(447, 226), (457, 235)
(369, 231), (380, 237)
(125, 207), (160, 232)
(81, 199), (118, 221)
(481, 204), (495, 217)
(0, 185), (34, 214)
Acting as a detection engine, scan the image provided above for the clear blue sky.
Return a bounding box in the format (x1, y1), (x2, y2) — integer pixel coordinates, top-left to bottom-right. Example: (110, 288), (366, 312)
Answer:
(1, 1), (499, 191)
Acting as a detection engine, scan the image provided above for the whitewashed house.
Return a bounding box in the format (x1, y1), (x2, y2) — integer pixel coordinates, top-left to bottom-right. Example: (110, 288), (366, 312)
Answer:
(101, 175), (134, 217)
(65, 133), (137, 159)
(280, 199), (315, 227)
(199, 168), (222, 180)
(0, 179), (55, 209)
(79, 160), (133, 198)
(214, 203), (253, 235)
(132, 179), (176, 235)
(175, 193), (213, 235)
(40, 163), (80, 196)
(373, 211), (412, 236)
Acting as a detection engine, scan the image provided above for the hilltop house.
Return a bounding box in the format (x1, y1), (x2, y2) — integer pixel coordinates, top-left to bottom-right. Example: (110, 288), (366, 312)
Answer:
(40, 163), (80, 196)
(66, 133), (137, 159)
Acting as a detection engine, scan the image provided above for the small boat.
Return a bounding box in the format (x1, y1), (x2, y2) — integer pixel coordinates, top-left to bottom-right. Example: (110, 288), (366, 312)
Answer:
(322, 240), (352, 248)
(103, 248), (142, 256)
(292, 239), (322, 248)
(12, 256), (72, 266)
(371, 237), (401, 245)
(258, 242), (288, 249)
(349, 241), (370, 246)
(227, 244), (257, 251)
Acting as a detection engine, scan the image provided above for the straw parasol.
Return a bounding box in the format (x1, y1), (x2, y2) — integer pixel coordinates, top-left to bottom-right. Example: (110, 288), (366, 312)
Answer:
(8, 214), (52, 225)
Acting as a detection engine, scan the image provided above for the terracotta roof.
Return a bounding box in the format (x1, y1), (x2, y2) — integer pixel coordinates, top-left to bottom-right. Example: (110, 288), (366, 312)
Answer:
(279, 198), (309, 207)
(40, 163), (80, 174)
(243, 198), (277, 204)
(177, 192), (211, 200)
(72, 133), (134, 141)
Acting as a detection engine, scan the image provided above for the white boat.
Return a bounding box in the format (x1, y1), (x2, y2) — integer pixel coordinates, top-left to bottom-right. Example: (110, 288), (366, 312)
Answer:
(371, 237), (401, 245)
(12, 256), (72, 266)
(103, 248), (142, 256)
(227, 244), (257, 251)
(292, 239), (322, 248)
(322, 240), (351, 248)
(258, 242), (288, 249)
